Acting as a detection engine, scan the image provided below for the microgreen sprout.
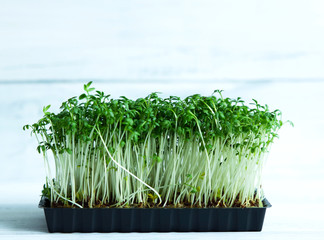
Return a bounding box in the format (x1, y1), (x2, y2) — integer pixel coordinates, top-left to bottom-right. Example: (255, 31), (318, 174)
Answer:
(24, 82), (286, 208)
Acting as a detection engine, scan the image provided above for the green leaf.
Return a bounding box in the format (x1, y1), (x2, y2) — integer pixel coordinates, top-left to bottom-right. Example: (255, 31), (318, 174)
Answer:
(65, 148), (72, 154)
(190, 188), (198, 194)
(43, 105), (51, 114)
(287, 120), (294, 127)
(199, 172), (205, 180)
(84, 81), (92, 89)
(23, 125), (30, 131)
(79, 93), (87, 100)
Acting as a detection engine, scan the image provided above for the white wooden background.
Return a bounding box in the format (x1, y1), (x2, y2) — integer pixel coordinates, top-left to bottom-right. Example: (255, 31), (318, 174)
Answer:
(1, 0), (324, 80)
(0, 0), (324, 239)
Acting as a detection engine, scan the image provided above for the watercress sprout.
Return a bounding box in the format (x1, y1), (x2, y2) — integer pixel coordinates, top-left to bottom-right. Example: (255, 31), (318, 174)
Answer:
(25, 82), (287, 208)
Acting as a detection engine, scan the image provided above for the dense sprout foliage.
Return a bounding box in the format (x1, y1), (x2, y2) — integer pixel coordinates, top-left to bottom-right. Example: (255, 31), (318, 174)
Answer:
(24, 82), (284, 208)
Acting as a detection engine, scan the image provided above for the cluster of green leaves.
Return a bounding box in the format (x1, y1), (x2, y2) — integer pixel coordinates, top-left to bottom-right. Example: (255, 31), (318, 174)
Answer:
(24, 83), (282, 155)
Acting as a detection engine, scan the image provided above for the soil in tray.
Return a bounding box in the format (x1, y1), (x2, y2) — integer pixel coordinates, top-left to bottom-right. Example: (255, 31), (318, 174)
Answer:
(45, 195), (262, 209)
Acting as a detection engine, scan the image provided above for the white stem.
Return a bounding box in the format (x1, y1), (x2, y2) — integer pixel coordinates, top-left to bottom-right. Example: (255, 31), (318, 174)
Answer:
(51, 186), (83, 208)
(95, 127), (162, 205)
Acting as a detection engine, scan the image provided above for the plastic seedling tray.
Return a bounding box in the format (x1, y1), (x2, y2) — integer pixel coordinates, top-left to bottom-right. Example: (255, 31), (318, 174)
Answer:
(39, 197), (271, 233)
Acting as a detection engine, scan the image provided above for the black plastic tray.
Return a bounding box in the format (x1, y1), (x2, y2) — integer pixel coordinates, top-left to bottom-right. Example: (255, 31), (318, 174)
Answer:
(39, 198), (271, 233)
